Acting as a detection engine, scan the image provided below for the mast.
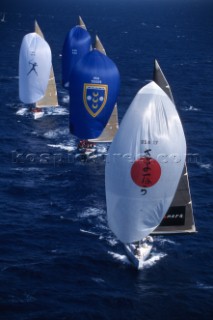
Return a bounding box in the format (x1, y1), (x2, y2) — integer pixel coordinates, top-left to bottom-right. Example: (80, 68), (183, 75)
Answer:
(152, 59), (196, 234)
(79, 16), (86, 29)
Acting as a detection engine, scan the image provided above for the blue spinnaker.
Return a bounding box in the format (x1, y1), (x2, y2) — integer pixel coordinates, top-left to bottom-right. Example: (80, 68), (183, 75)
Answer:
(69, 50), (120, 139)
(62, 26), (91, 88)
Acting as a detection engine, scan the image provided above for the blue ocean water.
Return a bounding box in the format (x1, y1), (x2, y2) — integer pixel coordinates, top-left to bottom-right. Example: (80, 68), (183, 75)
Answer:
(0, 0), (212, 319)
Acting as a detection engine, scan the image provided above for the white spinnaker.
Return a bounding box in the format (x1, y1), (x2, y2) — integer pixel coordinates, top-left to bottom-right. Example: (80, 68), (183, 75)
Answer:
(19, 32), (51, 104)
(105, 81), (186, 244)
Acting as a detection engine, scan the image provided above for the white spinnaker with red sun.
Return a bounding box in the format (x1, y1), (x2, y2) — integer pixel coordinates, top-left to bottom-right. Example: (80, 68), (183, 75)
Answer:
(105, 81), (186, 244)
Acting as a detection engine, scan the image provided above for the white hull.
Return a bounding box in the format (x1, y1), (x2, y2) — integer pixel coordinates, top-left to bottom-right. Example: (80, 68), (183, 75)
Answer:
(32, 110), (44, 119)
(75, 147), (97, 160)
(124, 240), (153, 269)
(84, 148), (96, 156)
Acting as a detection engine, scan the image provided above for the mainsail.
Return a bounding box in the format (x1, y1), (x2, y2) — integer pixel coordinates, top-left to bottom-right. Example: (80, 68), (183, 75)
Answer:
(19, 32), (52, 104)
(105, 81), (186, 244)
(79, 16), (86, 29)
(34, 20), (58, 108)
(62, 16), (92, 89)
(153, 59), (174, 103)
(34, 20), (44, 38)
(152, 60), (196, 234)
(88, 36), (119, 143)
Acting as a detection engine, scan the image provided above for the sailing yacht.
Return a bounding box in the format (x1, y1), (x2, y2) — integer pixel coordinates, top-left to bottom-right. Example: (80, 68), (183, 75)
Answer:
(19, 33), (52, 113)
(77, 35), (120, 158)
(105, 81), (187, 269)
(18, 21), (58, 120)
(69, 34), (120, 156)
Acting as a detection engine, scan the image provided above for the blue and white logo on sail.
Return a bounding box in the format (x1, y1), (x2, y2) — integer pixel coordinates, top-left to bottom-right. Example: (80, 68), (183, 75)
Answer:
(83, 84), (108, 117)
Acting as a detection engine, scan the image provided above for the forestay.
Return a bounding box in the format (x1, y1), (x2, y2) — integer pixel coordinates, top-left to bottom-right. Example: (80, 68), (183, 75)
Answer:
(19, 32), (51, 104)
(105, 81), (186, 244)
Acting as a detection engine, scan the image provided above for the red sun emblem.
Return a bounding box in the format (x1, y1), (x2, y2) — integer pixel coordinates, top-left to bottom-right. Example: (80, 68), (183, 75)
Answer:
(131, 157), (161, 188)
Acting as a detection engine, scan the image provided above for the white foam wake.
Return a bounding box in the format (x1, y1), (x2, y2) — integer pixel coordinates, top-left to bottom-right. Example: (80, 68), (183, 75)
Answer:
(108, 251), (131, 266)
(48, 143), (75, 152)
(182, 105), (200, 112)
(108, 250), (167, 269)
(196, 282), (213, 290)
(80, 229), (101, 237)
(16, 107), (28, 115)
(199, 163), (212, 170)
(142, 252), (167, 269)
(46, 106), (68, 115)
(44, 128), (69, 139)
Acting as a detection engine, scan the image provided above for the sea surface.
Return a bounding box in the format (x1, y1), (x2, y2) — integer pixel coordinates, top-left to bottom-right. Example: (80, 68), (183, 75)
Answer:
(0, 0), (212, 319)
